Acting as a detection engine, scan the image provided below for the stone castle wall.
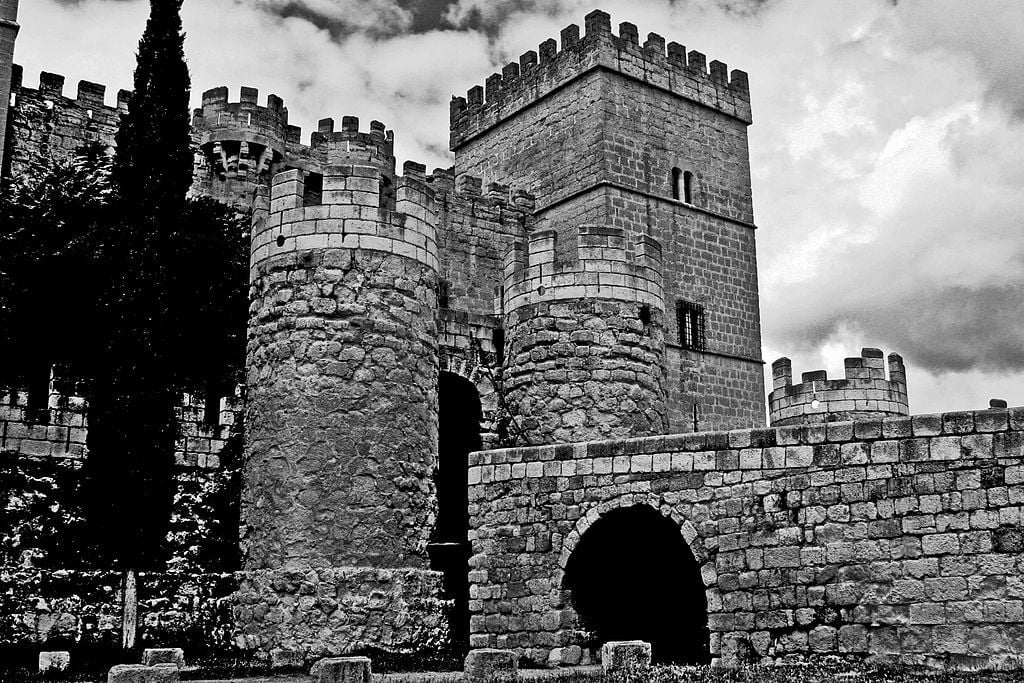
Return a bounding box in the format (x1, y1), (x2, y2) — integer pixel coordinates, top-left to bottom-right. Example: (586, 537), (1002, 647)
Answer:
(0, 373), (241, 469)
(467, 406), (1024, 668)
(4, 67), (126, 178)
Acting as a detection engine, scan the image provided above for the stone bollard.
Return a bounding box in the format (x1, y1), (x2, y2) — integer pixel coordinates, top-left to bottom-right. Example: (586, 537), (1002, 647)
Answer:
(465, 648), (518, 682)
(107, 663), (179, 683)
(141, 648), (185, 668)
(310, 657), (372, 683)
(600, 641), (652, 674)
(270, 648), (305, 670)
(38, 651), (71, 674)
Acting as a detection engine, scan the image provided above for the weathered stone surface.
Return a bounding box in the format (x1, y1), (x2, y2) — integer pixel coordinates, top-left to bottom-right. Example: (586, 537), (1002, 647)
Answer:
(38, 651), (70, 673)
(601, 640), (652, 673)
(141, 648), (184, 668)
(468, 409), (1024, 667)
(464, 648), (518, 681)
(310, 656), (371, 683)
(107, 664), (178, 683)
(232, 567), (446, 657)
(269, 648), (304, 670)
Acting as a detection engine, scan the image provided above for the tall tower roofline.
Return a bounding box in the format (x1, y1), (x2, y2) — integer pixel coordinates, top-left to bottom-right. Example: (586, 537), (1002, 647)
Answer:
(449, 9), (750, 150)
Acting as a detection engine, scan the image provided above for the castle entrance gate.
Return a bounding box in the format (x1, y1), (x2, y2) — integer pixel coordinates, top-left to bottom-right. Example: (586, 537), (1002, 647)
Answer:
(428, 371), (482, 651)
(563, 504), (711, 664)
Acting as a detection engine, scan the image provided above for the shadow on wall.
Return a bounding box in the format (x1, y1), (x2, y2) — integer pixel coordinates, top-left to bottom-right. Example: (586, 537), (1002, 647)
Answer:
(564, 504), (710, 665)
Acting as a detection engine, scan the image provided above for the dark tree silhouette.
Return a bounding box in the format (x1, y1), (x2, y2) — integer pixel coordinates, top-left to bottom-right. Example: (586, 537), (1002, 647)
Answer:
(83, 0), (193, 570)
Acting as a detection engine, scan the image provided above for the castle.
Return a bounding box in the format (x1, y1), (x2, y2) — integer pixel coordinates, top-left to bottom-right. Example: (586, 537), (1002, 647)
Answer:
(4, 1), (1024, 672)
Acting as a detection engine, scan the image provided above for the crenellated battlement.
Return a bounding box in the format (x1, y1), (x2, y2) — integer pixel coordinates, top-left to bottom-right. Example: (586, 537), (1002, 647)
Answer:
(450, 9), (750, 149)
(443, 171), (536, 214)
(11, 65), (131, 113)
(309, 115), (394, 165)
(192, 86), (291, 179)
(249, 159), (437, 275)
(769, 348), (909, 427)
(502, 225), (663, 311)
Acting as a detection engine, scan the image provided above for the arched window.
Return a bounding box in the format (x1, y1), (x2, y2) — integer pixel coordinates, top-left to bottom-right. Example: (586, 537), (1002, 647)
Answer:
(683, 171), (694, 204)
(671, 167), (682, 200)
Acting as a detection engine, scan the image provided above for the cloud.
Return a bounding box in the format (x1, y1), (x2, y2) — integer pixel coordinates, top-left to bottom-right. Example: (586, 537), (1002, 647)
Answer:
(13, 0), (1024, 412)
(250, 0), (414, 38)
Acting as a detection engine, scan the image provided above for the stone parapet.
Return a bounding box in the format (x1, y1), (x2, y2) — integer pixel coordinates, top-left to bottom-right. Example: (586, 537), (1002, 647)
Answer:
(502, 225), (663, 311)
(250, 159), (437, 277)
(450, 9), (750, 150)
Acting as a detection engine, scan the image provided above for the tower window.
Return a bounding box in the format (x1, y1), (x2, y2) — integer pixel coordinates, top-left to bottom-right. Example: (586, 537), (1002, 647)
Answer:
(676, 301), (705, 352)
(683, 171), (694, 204)
(671, 167), (682, 200)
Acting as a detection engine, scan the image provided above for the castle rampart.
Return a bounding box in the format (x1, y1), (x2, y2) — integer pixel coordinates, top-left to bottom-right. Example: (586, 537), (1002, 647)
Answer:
(468, 405), (1024, 667)
(770, 348), (909, 426)
(501, 226), (667, 444)
(4, 66), (128, 178)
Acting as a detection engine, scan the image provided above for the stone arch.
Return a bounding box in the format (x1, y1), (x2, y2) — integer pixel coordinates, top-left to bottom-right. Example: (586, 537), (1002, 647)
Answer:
(439, 354), (500, 447)
(557, 492), (712, 574)
(555, 493), (716, 664)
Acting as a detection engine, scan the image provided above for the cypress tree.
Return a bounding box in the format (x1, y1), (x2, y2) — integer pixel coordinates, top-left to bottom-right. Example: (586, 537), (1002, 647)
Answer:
(83, 0), (192, 570)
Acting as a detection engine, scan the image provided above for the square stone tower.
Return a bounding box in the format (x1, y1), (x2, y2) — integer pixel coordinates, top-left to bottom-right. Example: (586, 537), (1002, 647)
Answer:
(0, 0), (19, 173)
(450, 10), (765, 432)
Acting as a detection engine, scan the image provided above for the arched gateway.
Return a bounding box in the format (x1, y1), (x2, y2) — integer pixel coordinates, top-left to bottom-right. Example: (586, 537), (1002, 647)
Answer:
(563, 504), (711, 664)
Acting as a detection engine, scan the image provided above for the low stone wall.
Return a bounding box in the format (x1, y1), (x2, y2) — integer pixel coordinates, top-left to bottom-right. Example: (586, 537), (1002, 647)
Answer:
(231, 567), (449, 657)
(0, 569), (236, 653)
(467, 406), (1024, 667)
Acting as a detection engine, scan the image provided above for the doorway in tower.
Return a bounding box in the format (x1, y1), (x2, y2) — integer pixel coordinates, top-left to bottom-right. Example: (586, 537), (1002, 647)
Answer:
(429, 371), (482, 653)
(563, 504), (711, 664)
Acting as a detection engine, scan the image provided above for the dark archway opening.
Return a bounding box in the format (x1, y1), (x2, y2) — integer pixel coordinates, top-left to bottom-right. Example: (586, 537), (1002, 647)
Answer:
(564, 504), (710, 665)
(428, 371), (482, 653)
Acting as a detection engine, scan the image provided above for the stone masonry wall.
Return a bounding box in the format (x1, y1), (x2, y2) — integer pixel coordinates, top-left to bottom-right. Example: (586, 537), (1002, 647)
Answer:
(502, 225), (667, 445)
(5, 67), (126, 178)
(467, 406), (1024, 668)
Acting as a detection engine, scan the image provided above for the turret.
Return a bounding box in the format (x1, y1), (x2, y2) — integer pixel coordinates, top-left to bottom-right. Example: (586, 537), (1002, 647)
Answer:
(191, 86), (290, 208)
(501, 224), (667, 443)
(239, 121), (445, 656)
(768, 348), (909, 426)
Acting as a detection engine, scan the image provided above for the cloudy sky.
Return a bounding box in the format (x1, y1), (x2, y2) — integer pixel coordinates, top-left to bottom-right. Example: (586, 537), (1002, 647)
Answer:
(14, 0), (1024, 415)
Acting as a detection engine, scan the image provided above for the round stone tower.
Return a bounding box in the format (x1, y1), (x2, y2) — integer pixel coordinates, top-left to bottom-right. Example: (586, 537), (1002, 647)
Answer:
(236, 119), (445, 657)
(191, 85), (290, 210)
(502, 225), (667, 444)
(768, 348), (909, 426)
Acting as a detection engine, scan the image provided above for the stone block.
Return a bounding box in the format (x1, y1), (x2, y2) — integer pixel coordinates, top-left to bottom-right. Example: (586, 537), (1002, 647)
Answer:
(311, 657), (372, 683)
(600, 640), (651, 673)
(107, 664), (178, 683)
(270, 648), (305, 670)
(38, 651), (70, 673)
(465, 649), (517, 681)
(142, 648), (185, 668)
